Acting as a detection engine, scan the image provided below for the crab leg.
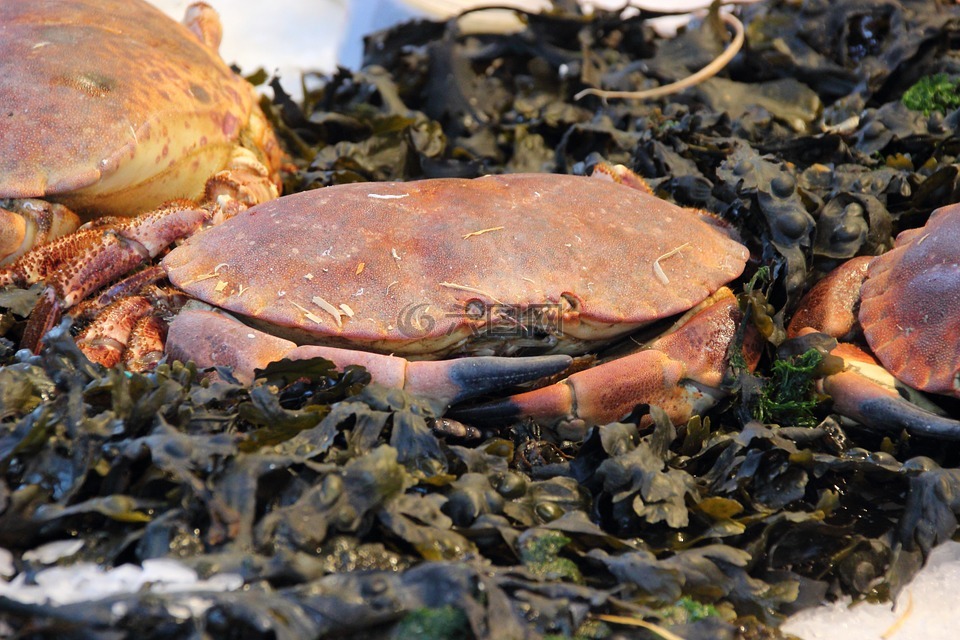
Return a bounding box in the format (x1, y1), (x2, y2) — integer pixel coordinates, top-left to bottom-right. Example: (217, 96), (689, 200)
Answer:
(76, 295), (155, 368)
(166, 307), (574, 411)
(452, 289), (758, 439)
(1, 148), (278, 353)
(71, 265), (168, 323)
(13, 201), (212, 352)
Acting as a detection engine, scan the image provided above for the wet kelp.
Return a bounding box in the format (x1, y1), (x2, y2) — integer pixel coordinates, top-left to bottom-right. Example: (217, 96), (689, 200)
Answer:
(4, 1), (960, 638)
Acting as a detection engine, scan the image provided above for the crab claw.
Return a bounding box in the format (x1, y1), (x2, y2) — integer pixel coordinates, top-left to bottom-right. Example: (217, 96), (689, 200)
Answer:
(453, 288), (758, 440)
(167, 307), (573, 411)
(795, 330), (960, 439)
(789, 252), (960, 439)
(825, 370), (960, 440)
(452, 349), (714, 441)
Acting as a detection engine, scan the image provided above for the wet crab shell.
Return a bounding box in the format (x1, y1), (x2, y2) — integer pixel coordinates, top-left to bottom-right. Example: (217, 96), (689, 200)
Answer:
(0, 0), (277, 217)
(859, 203), (960, 397)
(162, 174), (748, 358)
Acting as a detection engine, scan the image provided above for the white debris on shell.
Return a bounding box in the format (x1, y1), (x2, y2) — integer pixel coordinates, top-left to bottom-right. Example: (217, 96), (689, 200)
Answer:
(462, 226), (505, 239)
(312, 296), (344, 327)
(440, 282), (505, 305)
(290, 301), (325, 325)
(653, 243), (691, 285)
(367, 193), (409, 199)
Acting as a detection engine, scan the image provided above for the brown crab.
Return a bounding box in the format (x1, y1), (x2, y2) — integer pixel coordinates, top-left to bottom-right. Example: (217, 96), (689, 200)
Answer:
(0, 0), (283, 347)
(140, 167), (756, 439)
(788, 203), (960, 438)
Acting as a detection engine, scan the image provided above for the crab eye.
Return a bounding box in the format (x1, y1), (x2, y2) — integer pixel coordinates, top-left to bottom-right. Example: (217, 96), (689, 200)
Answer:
(464, 299), (486, 319)
(560, 292), (582, 313)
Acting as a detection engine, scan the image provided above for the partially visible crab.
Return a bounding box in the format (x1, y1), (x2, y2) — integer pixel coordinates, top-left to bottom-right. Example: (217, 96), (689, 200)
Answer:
(0, 0), (283, 345)
(75, 168), (755, 438)
(788, 203), (960, 438)
(0, 0), (282, 255)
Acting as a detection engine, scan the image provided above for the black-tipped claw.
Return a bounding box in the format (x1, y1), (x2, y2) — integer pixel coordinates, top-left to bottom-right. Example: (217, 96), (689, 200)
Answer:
(448, 397), (525, 427)
(443, 354), (572, 405)
(852, 395), (960, 440)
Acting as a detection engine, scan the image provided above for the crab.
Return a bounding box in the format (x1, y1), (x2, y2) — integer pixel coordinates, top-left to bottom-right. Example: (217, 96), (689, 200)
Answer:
(788, 203), (960, 439)
(42, 167), (750, 439)
(0, 0), (283, 330)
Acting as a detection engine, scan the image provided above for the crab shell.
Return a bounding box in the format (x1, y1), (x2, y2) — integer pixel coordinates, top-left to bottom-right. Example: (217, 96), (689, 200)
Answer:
(858, 204), (960, 397)
(162, 174), (749, 358)
(0, 0), (281, 218)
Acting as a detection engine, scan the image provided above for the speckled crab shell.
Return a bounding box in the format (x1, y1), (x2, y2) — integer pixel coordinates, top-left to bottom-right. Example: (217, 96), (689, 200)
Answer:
(859, 203), (960, 397)
(162, 173), (749, 358)
(0, 0), (279, 218)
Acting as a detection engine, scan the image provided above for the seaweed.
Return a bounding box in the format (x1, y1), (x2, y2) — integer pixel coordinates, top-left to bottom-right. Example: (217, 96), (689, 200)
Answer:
(751, 349), (824, 427)
(902, 73), (960, 116)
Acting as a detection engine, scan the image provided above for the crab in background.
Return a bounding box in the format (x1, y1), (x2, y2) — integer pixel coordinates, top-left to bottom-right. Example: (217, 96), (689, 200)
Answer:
(788, 203), (960, 438)
(0, 0), (283, 349)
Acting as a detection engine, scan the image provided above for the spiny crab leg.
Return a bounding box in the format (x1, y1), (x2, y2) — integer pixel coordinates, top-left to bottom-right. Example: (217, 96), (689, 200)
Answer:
(0, 148), (278, 353)
(76, 295), (156, 368)
(453, 288), (760, 439)
(11, 200), (212, 352)
(72, 267), (185, 370)
(165, 306), (574, 413)
(71, 264), (168, 323)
